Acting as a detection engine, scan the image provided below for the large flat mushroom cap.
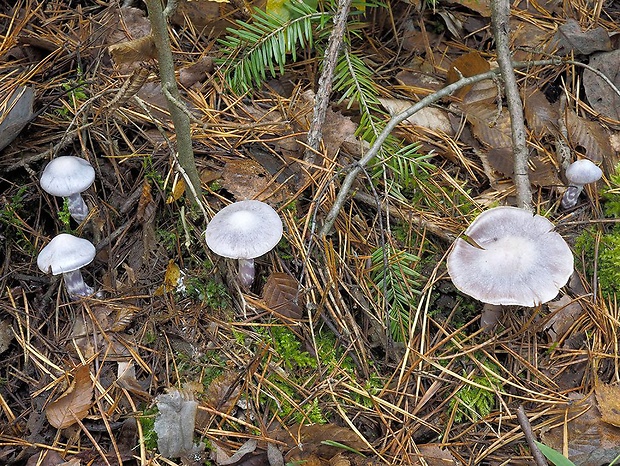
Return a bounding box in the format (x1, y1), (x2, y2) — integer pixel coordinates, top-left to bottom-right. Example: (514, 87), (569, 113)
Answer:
(447, 206), (574, 306)
(37, 233), (96, 275)
(40, 156), (95, 197)
(205, 200), (283, 259)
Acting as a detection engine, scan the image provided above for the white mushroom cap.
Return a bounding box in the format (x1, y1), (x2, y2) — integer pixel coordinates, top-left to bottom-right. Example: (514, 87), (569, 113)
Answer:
(565, 159), (602, 186)
(205, 200), (283, 259)
(40, 156), (95, 197)
(37, 233), (96, 275)
(447, 207), (573, 307)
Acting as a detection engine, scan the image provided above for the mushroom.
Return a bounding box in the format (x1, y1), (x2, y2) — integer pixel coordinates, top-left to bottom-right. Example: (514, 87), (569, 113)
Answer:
(40, 156), (95, 222)
(561, 159), (602, 209)
(447, 206), (573, 307)
(205, 200), (283, 288)
(37, 233), (96, 298)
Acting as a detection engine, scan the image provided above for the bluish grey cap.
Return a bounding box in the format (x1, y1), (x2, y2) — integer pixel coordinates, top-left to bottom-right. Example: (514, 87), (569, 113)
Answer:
(40, 156), (95, 197)
(447, 206), (574, 306)
(205, 200), (283, 259)
(37, 233), (96, 275)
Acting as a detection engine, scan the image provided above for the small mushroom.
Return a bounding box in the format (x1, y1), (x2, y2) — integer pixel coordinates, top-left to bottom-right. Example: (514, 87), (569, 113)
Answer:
(205, 200), (283, 288)
(561, 159), (602, 209)
(37, 233), (96, 298)
(447, 206), (573, 307)
(40, 156), (96, 222)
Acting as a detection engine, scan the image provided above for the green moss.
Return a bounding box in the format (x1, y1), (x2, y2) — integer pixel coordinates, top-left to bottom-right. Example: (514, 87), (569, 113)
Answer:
(449, 359), (502, 424)
(138, 407), (159, 450)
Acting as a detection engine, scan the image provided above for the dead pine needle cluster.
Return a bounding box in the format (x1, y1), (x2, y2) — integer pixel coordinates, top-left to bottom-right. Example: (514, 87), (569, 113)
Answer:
(2, 0), (620, 465)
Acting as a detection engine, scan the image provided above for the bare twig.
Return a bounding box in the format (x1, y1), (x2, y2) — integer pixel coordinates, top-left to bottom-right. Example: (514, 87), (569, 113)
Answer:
(144, 0), (202, 204)
(491, 0), (532, 211)
(303, 0), (353, 166)
(317, 59), (584, 237)
(516, 406), (548, 466)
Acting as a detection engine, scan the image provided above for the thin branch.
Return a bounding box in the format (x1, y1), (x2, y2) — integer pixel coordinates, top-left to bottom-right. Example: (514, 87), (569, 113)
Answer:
(144, 0), (202, 204)
(303, 0), (353, 166)
(318, 59), (563, 237)
(491, 0), (532, 211)
(516, 406), (548, 466)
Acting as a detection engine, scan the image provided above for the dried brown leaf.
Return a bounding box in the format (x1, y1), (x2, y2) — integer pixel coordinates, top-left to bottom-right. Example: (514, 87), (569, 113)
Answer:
(46, 365), (93, 429)
(204, 371), (241, 414)
(117, 361), (148, 398)
(541, 393), (620, 465)
(545, 295), (583, 341)
(108, 35), (157, 66)
(565, 109), (610, 164)
(553, 19), (611, 55)
(412, 444), (458, 465)
(0, 318), (13, 355)
(274, 423), (367, 459)
(445, 0), (490, 16)
(446, 52), (491, 99)
(465, 103), (512, 148)
(136, 180), (156, 223)
(378, 98), (453, 135)
(595, 383), (620, 428)
(524, 88), (559, 136)
(263, 273), (302, 319)
(221, 159), (288, 203)
(583, 50), (620, 121)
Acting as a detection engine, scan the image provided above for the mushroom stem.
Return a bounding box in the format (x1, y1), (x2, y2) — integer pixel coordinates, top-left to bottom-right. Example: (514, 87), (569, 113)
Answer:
(238, 258), (255, 288)
(561, 185), (583, 209)
(66, 192), (89, 222)
(63, 269), (93, 298)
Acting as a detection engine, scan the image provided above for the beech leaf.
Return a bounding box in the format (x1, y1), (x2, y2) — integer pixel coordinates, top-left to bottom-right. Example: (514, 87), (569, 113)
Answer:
(46, 365), (93, 429)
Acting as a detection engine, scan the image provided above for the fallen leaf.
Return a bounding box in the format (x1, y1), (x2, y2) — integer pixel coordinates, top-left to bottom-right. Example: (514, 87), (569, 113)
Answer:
(545, 296), (583, 342)
(524, 88), (559, 137)
(46, 365), (93, 429)
(583, 50), (620, 121)
(565, 109), (610, 164)
(136, 180), (156, 223)
(263, 273), (303, 319)
(446, 0), (491, 16)
(203, 371), (241, 414)
(221, 159), (287, 203)
(155, 260), (182, 296)
(212, 439), (257, 465)
(379, 98), (453, 135)
(541, 393), (620, 465)
(412, 444), (458, 465)
(273, 423), (368, 460)
(595, 383), (620, 428)
(108, 35), (156, 67)
(446, 51), (491, 100)
(117, 361), (148, 398)
(553, 19), (612, 55)
(166, 178), (186, 204)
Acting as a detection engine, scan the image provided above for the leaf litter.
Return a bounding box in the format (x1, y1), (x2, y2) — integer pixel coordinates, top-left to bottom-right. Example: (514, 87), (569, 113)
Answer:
(1, 0), (620, 465)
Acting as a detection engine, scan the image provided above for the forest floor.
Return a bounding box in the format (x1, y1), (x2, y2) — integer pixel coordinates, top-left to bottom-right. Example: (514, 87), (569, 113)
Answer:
(1, 0), (620, 465)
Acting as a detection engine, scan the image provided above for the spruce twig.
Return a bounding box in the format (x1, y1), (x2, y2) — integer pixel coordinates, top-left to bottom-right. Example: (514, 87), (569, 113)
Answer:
(490, 0), (532, 211)
(304, 0), (353, 166)
(144, 0), (202, 204)
(318, 60), (563, 237)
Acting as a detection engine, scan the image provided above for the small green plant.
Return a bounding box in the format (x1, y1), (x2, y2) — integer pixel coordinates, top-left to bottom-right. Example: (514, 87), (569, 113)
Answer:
(369, 244), (421, 342)
(535, 442), (576, 466)
(184, 277), (231, 311)
(138, 407), (159, 450)
(56, 70), (88, 118)
(58, 198), (72, 229)
(449, 359), (502, 423)
(0, 186), (27, 228)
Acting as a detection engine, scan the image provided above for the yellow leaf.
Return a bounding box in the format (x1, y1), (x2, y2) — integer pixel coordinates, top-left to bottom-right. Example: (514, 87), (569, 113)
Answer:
(166, 178), (186, 204)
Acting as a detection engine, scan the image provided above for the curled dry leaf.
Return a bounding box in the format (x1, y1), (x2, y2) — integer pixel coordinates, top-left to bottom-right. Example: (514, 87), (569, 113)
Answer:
(263, 272), (303, 319)
(46, 365), (93, 429)
(203, 371), (241, 414)
(583, 50), (620, 121)
(412, 444), (458, 465)
(524, 88), (559, 137)
(541, 393), (620, 465)
(595, 383), (620, 428)
(565, 109), (610, 165)
(553, 19), (612, 56)
(545, 295), (583, 342)
(446, 51), (490, 100)
(378, 98), (453, 135)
